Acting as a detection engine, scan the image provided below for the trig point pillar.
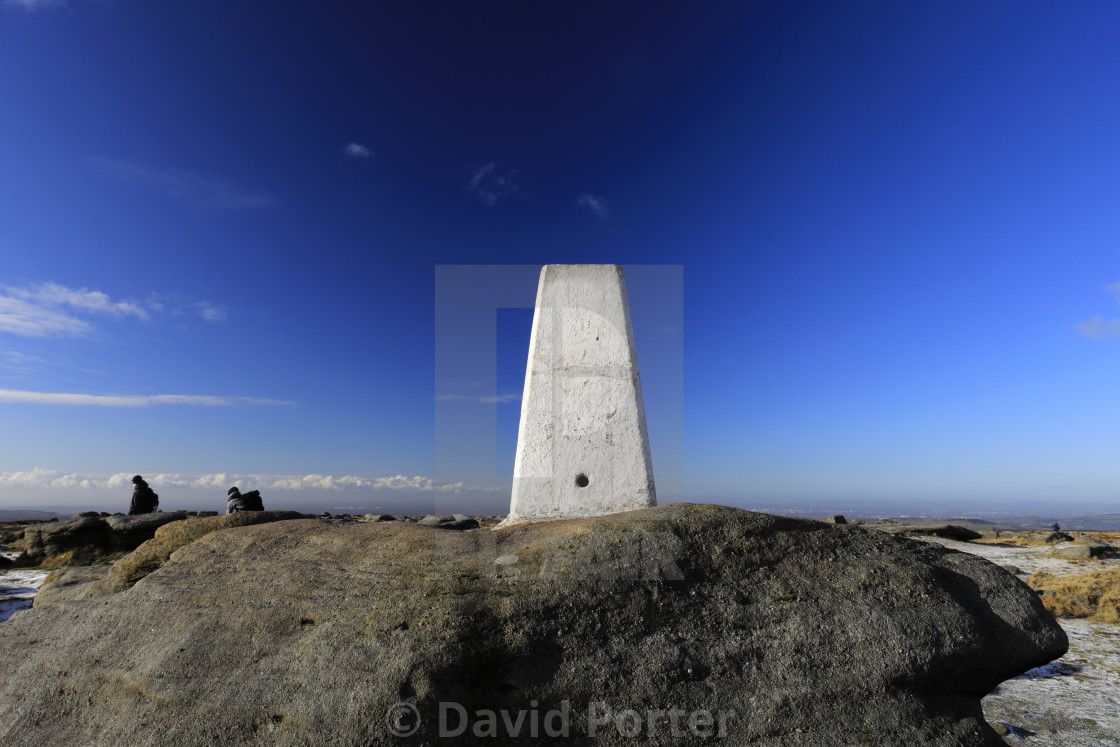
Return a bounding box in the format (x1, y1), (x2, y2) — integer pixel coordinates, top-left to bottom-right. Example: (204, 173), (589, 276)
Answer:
(505, 264), (656, 524)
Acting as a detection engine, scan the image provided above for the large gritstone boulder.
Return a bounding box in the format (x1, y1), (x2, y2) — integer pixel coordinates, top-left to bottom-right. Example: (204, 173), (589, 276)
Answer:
(0, 504), (1065, 746)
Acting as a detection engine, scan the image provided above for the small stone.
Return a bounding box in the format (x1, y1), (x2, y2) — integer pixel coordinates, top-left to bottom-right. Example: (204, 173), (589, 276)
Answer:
(363, 514), (396, 522)
(1055, 544), (1110, 559)
(437, 519), (479, 531)
(495, 554), (518, 565)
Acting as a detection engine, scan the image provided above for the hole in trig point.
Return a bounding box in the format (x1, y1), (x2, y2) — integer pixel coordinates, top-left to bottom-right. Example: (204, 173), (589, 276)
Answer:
(575, 474), (590, 488)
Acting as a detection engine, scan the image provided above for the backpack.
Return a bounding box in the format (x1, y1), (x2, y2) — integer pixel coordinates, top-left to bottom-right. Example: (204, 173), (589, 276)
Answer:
(242, 490), (264, 511)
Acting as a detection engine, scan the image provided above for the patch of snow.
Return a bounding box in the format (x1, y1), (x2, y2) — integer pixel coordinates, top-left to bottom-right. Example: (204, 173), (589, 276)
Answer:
(909, 535), (1120, 745)
(0, 569), (51, 622)
(914, 536), (1120, 578)
(983, 619), (1120, 746)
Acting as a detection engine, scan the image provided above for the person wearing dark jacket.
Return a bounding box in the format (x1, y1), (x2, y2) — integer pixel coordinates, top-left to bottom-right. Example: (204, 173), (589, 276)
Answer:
(226, 486), (264, 513)
(128, 475), (159, 515)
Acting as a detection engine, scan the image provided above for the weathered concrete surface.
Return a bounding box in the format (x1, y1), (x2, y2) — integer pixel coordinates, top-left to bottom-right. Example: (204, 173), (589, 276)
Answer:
(0, 504), (1066, 746)
(507, 264), (656, 524)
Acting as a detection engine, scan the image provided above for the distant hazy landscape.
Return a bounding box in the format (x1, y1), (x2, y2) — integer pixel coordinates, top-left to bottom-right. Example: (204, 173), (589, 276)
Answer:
(6, 503), (1120, 530)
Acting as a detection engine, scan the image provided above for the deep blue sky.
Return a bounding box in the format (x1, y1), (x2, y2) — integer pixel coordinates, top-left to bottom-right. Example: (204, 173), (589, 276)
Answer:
(2, 1), (1119, 515)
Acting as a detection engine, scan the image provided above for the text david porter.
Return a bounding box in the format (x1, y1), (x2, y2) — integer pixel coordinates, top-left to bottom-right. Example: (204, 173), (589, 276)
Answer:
(435, 701), (736, 738)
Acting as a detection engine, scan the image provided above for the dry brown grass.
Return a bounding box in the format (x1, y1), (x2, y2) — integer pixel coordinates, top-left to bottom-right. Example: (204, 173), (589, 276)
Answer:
(1082, 531), (1120, 544)
(1027, 568), (1120, 623)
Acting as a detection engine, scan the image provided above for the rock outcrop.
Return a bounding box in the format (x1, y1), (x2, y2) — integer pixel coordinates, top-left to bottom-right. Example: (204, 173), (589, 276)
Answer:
(105, 511), (189, 551)
(877, 524), (984, 542)
(364, 513), (397, 522)
(420, 514), (481, 530)
(32, 566), (112, 607)
(0, 504), (1065, 746)
(22, 515), (108, 561)
(22, 511), (190, 565)
(1043, 531), (1074, 543)
(1053, 542), (1113, 559)
(91, 510), (306, 594)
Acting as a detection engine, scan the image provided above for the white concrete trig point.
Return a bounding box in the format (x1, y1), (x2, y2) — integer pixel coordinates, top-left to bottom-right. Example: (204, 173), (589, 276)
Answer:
(503, 264), (656, 525)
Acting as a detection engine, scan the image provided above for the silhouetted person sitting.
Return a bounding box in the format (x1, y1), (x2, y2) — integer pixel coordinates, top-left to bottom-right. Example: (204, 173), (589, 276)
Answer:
(226, 486), (264, 514)
(128, 475), (159, 515)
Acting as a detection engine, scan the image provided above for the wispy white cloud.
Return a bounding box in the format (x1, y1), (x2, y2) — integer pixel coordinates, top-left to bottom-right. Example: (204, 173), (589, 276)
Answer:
(0, 295), (91, 337)
(2, 0), (65, 11)
(576, 193), (610, 219)
(435, 392), (521, 404)
(142, 292), (229, 323)
(90, 157), (272, 210)
(466, 162), (519, 206)
(196, 301), (227, 323)
(0, 351), (49, 373)
(0, 282), (148, 338)
(0, 350), (88, 378)
(0, 468), (477, 493)
(1075, 281), (1120, 341)
(8, 282), (148, 319)
(344, 143), (371, 159)
(1075, 315), (1120, 341)
(0, 283), (235, 336)
(1107, 281), (1120, 304)
(0, 389), (293, 407)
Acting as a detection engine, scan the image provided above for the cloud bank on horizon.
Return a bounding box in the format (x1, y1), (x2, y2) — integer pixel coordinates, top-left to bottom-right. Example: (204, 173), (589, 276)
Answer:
(0, 468), (501, 494)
